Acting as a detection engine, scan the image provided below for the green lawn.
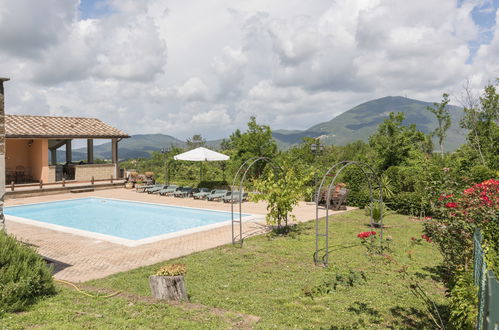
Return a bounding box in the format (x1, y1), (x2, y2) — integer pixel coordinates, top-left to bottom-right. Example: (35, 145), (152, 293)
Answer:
(1, 210), (448, 329)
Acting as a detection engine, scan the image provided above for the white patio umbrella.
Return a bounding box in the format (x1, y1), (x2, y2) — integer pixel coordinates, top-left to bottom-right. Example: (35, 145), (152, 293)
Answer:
(173, 147), (229, 182)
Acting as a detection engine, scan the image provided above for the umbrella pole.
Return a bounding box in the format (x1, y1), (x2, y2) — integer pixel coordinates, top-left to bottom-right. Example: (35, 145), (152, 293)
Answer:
(199, 162), (202, 184)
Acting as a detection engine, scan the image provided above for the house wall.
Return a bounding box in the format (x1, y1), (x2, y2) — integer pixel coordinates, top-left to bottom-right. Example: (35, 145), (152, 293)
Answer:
(28, 139), (48, 182)
(5, 139), (30, 171)
(6, 138), (49, 182)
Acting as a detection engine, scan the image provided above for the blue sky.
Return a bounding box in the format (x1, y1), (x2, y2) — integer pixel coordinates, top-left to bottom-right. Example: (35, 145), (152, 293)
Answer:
(464, 0), (499, 62)
(78, 0), (113, 19)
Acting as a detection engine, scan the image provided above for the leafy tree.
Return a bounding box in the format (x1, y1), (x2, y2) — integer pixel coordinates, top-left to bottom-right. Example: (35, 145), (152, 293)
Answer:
(459, 79), (499, 169)
(368, 112), (430, 171)
(224, 116), (278, 178)
(427, 93), (451, 157)
(186, 134), (206, 150)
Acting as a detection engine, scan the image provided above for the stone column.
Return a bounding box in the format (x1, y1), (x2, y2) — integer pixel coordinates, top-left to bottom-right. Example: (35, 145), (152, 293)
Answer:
(87, 139), (94, 164)
(111, 138), (119, 178)
(65, 140), (72, 163)
(0, 77), (9, 231)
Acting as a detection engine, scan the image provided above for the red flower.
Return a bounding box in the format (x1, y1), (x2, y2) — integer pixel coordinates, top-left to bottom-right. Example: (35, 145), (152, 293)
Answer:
(438, 194), (454, 201)
(357, 231), (377, 239)
(445, 202), (457, 208)
(463, 188), (475, 195)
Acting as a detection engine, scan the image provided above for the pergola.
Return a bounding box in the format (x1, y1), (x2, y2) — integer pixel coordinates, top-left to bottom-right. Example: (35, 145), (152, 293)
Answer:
(5, 115), (129, 184)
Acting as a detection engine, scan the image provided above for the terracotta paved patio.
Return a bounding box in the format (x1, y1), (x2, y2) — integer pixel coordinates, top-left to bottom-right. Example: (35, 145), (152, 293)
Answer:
(5, 188), (352, 282)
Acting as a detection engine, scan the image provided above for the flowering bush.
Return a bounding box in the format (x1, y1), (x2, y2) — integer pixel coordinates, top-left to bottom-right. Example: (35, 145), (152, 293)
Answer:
(423, 179), (499, 282)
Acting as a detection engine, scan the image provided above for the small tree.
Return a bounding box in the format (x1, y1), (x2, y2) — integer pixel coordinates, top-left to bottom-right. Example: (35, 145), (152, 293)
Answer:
(186, 134), (206, 150)
(224, 116), (278, 178)
(427, 93), (451, 158)
(252, 163), (312, 230)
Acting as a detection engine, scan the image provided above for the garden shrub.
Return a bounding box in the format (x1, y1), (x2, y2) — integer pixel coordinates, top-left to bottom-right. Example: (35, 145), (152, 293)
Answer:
(346, 188), (371, 207)
(468, 165), (496, 185)
(449, 272), (477, 330)
(387, 191), (430, 216)
(197, 180), (229, 190)
(0, 231), (55, 315)
(340, 166), (372, 207)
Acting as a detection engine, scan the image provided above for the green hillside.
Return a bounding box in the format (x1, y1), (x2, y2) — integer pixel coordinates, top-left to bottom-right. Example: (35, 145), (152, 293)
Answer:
(69, 96), (468, 160)
(72, 134), (185, 160)
(274, 96), (467, 150)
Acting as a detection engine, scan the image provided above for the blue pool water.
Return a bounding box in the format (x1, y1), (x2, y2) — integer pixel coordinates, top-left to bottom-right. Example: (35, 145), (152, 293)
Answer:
(5, 198), (247, 240)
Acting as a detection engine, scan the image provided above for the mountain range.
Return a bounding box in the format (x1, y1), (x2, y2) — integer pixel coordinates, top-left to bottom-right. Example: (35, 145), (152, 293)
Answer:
(70, 96), (467, 160)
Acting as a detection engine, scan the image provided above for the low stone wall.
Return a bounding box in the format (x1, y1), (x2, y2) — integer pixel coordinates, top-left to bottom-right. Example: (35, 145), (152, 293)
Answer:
(47, 166), (56, 183)
(75, 164), (117, 181)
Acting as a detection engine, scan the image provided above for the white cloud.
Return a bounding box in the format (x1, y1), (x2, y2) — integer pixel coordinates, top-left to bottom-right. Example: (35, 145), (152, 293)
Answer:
(177, 77), (210, 102)
(0, 0), (77, 58)
(0, 0), (497, 140)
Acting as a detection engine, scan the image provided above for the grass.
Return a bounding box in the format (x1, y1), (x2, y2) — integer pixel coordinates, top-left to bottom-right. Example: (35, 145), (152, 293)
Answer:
(1, 210), (448, 328)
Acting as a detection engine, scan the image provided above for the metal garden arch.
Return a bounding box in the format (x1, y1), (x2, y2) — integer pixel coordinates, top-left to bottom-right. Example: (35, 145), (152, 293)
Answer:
(314, 161), (383, 266)
(231, 156), (282, 246)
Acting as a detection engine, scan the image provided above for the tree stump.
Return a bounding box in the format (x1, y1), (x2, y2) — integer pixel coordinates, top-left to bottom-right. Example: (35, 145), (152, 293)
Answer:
(149, 275), (187, 301)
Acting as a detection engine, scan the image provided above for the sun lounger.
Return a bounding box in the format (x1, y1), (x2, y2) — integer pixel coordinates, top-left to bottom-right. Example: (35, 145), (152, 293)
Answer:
(222, 191), (248, 203)
(206, 189), (229, 201)
(174, 187), (193, 198)
(158, 185), (180, 196)
(146, 185), (168, 194)
(192, 188), (211, 199)
(136, 183), (160, 193)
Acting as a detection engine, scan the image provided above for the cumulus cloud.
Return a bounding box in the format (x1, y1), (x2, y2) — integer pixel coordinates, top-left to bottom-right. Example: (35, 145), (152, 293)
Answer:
(0, 0), (497, 140)
(0, 0), (77, 58)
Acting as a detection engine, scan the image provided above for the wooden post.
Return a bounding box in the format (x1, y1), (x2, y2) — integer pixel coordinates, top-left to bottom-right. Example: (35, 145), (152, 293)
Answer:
(110, 175), (113, 184)
(39, 180), (43, 189)
(91, 176), (94, 185)
(10, 181), (14, 191)
(62, 178), (65, 187)
(149, 275), (188, 301)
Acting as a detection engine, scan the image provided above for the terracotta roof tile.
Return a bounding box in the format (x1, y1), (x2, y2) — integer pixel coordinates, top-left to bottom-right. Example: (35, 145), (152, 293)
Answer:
(5, 115), (129, 139)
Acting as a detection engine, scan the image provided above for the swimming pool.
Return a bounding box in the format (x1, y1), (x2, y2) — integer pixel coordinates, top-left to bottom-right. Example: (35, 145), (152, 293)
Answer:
(5, 197), (258, 246)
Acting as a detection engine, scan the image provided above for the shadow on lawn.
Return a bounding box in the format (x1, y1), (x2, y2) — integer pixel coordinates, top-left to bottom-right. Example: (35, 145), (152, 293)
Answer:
(413, 265), (449, 284)
(388, 304), (449, 329)
(327, 301), (382, 329)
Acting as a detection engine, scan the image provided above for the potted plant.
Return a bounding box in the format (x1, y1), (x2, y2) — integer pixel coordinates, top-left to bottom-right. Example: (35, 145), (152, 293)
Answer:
(149, 264), (187, 301)
(125, 171), (138, 189)
(364, 201), (389, 227)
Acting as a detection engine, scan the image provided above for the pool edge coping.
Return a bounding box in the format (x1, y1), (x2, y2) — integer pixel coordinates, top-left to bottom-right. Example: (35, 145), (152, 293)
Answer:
(5, 196), (265, 247)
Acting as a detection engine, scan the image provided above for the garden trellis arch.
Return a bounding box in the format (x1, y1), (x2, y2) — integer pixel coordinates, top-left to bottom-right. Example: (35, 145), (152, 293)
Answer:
(231, 156), (282, 246)
(314, 161), (383, 266)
